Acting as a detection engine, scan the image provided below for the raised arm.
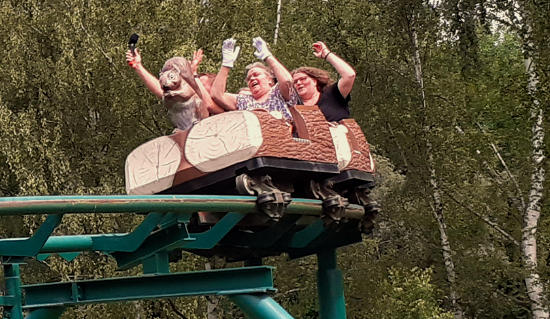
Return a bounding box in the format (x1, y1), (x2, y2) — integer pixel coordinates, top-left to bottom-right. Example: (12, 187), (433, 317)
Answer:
(126, 49), (163, 99)
(211, 38), (239, 111)
(313, 41), (356, 98)
(199, 79), (225, 115)
(253, 37), (293, 101)
(190, 50), (225, 115)
(178, 57), (211, 119)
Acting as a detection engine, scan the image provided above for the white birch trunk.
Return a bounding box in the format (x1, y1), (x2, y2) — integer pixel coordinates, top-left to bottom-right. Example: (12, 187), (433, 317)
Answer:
(274, 0), (282, 44)
(428, 146), (464, 319)
(521, 53), (548, 319)
(511, 1), (550, 314)
(411, 23), (465, 319)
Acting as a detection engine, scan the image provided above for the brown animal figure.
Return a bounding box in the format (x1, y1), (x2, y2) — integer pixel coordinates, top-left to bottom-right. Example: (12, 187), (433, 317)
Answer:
(158, 57), (209, 130)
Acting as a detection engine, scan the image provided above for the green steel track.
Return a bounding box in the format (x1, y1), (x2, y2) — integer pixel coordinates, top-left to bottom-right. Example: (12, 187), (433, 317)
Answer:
(0, 195), (364, 319)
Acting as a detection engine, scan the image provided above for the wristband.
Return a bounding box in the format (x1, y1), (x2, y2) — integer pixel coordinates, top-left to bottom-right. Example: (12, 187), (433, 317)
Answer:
(324, 52), (332, 60)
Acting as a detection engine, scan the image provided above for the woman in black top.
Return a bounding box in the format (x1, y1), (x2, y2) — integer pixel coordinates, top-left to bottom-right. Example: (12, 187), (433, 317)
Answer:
(291, 42), (356, 122)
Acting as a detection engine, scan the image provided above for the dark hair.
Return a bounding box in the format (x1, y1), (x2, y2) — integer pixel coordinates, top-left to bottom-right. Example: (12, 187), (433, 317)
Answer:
(291, 67), (334, 92)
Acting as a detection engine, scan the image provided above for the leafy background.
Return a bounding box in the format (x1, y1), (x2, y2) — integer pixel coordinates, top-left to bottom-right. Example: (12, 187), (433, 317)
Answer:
(0, 0), (548, 318)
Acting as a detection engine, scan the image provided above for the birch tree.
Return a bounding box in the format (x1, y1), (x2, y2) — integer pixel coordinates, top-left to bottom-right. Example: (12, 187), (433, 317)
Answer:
(408, 12), (465, 319)
(273, 0), (282, 44)
(519, 8), (548, 319)
(481, 1), (549, 316)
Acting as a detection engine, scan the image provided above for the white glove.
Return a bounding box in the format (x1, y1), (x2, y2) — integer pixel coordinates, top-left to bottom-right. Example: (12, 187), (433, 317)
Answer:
(222, 38), (240, 68)
(252, 37), (272, 61)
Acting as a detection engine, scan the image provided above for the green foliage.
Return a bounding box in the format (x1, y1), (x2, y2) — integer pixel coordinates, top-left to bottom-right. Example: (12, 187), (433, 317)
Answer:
(377, 267), (454, 319)
(0, 0), (548, 318)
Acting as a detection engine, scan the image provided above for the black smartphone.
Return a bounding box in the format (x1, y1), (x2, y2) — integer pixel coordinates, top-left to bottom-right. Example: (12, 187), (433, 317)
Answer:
(128, 33), (139, 55)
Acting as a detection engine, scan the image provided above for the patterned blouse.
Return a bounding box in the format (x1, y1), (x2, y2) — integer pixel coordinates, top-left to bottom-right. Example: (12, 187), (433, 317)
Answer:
(235, 83), (298, 120)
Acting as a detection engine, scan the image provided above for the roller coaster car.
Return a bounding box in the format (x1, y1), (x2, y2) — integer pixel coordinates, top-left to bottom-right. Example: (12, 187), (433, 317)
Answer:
(125, 105), (378, 225)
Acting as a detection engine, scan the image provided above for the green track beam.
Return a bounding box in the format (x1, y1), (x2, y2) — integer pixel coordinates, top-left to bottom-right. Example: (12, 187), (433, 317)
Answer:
(317, 249), (346, 319)
(113, 212), (245, 270)
(0, 195), (258, 216)
(0, 196), (364, 219)
(181, 212), (244, 249)
(93, 212), (165, 251)
(1, 213), (164, 259)
(22, 266), (275, 309)
(0, 215), (63, 257)
(229, 294), (294, 319)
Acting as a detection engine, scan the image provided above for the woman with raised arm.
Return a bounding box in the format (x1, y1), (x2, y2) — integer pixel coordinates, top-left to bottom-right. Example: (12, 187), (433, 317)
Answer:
(292, 41), (356, 122)
(211, 37), (298, 121)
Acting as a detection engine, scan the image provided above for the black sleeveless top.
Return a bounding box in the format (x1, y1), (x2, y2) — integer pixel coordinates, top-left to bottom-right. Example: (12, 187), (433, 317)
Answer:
(318, 83), (351, 122)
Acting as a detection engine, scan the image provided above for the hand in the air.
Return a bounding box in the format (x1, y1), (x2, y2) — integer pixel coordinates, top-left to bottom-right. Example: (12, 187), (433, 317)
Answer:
(252, 37), (272, 61)
(221, 38), (241, 68)
(191, 49), (203, 74)
(312, 41), (331, 59)
(126, 48), (142, 69)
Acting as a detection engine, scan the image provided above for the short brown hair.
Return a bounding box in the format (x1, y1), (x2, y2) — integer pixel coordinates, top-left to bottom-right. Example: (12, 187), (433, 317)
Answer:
(291, 67), (334, 92)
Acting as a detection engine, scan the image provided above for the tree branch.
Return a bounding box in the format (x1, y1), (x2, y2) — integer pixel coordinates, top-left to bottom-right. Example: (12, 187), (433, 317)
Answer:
(476, 122), (526, 211)
(387, 121), (409, 173)
(441, 187), (520, 246)
(168, 299), (189, 319)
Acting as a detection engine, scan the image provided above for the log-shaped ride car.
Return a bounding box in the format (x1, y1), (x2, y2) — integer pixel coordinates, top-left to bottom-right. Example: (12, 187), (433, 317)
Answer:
(125, 105), (377, 224)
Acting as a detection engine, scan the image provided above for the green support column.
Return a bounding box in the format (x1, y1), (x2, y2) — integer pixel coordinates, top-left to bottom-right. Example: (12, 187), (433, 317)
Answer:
(229, 294), (294, 319)
(3, 264), (23, 319)
(142, 252), (170, 274)
(25, 307), (65, 319)
(317, 249), (346, 319)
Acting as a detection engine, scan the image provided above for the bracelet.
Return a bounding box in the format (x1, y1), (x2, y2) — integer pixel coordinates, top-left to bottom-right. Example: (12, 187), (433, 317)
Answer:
(324, 52), (332, 60)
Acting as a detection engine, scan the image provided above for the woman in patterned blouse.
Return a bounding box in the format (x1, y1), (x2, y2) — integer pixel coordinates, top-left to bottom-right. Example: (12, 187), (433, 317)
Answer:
(212, 37), (298, 121)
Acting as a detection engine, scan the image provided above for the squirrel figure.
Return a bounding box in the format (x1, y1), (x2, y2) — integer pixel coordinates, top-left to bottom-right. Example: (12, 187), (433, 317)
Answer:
(159, 57), (208, 131)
